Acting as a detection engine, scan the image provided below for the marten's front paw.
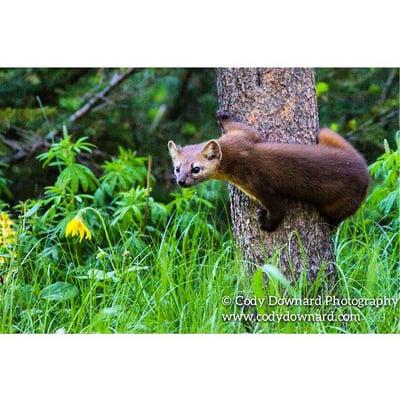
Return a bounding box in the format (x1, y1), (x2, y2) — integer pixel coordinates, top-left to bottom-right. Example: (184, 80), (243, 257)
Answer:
(257, 208), (281, 232)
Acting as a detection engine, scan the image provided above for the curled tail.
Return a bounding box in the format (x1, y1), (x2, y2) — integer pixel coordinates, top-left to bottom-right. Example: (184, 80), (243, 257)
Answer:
(318, 128), (355, 152)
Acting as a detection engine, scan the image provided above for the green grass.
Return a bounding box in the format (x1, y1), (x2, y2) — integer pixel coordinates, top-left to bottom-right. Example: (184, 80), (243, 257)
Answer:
(0, 204), (398, 333)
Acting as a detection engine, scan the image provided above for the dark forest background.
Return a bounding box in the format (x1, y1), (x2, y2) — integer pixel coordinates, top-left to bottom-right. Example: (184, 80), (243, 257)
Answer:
(0, 68), (398, 204)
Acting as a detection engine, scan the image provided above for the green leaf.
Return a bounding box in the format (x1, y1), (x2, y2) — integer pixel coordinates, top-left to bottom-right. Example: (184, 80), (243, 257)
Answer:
(252, 268), (267, 314)
(41, 282), (79, 301)
(261, 264), (295, 296)
(348, 119), (357, 130)
(181, 122), (197, 136)
(368, 83), (380, 94)
(329, 122), (339, 132)
(23, 203), (41, 218)
(316, 81), (329, 96)
(87, 269), (117, 281)
(15, 285), (36, 307)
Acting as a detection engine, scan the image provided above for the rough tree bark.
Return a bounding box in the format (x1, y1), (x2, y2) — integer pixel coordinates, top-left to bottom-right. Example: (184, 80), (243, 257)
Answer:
(216, 68), (335, 281)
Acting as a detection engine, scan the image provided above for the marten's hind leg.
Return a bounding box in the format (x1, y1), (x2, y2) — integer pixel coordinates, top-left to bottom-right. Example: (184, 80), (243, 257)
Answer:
(216, 111), (263, 143)
(317, 197), (360, 227)
(257, 207), (286, 232)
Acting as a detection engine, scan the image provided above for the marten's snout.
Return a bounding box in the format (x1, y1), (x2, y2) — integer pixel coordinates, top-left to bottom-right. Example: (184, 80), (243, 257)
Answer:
(178, 180), (188, 187)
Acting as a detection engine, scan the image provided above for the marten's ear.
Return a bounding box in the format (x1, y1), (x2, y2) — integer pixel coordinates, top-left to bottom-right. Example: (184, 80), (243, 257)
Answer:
(168, 141), (181, 159)
(202, 140), (222, 161)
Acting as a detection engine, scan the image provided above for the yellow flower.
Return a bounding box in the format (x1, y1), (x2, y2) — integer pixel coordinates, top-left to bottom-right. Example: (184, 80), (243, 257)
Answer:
(0, 212), (12, 229)
(0, 212), (16, 247)
(65, 216), (92, 242)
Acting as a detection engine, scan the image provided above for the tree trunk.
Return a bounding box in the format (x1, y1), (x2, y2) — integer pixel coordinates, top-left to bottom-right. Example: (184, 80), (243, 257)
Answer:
(216, 68), (335, 281)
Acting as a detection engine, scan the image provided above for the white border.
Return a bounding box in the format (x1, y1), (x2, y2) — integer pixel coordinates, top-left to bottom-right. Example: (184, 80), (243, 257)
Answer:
(1, 334), (398, 399)
(1, 0), (399, 66)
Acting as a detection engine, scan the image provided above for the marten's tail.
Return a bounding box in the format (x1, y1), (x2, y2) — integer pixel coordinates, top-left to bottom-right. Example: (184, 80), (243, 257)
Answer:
(318, 128), (355, 152)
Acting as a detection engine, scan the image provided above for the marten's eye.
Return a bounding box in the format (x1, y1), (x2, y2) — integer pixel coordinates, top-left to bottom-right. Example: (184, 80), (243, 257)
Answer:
(192, 166), (200, 174)
(175, 166), (180, 173)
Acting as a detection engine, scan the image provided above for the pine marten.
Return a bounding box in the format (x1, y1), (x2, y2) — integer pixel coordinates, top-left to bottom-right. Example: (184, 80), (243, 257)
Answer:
(168, 112), (369, 232)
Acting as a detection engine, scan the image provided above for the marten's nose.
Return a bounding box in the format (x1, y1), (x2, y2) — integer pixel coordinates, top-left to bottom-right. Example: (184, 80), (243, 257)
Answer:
(178, 180), (186, 187)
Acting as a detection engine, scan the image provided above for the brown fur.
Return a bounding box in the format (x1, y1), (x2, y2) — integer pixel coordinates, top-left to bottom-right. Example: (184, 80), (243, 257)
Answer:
(168, 113), (369, 231)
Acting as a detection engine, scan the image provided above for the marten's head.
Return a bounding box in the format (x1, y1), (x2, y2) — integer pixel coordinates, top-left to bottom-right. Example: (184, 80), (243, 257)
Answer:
(167, 140), (222, 187)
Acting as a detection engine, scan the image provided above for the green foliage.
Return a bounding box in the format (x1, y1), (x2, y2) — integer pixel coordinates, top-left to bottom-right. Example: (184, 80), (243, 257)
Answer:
(38, 129), (95, 168)
(316, 68), (399, 161)
(316, 81), (329, 96)
(41, 282), (79, 301)
(101, 147), (149, 193)
(335, 134), (399, 268)
(367, 132), (399, 224)
(0, 162), (11, 199)
(38, 127), (98, 199)
(112, 187), (167, 230)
